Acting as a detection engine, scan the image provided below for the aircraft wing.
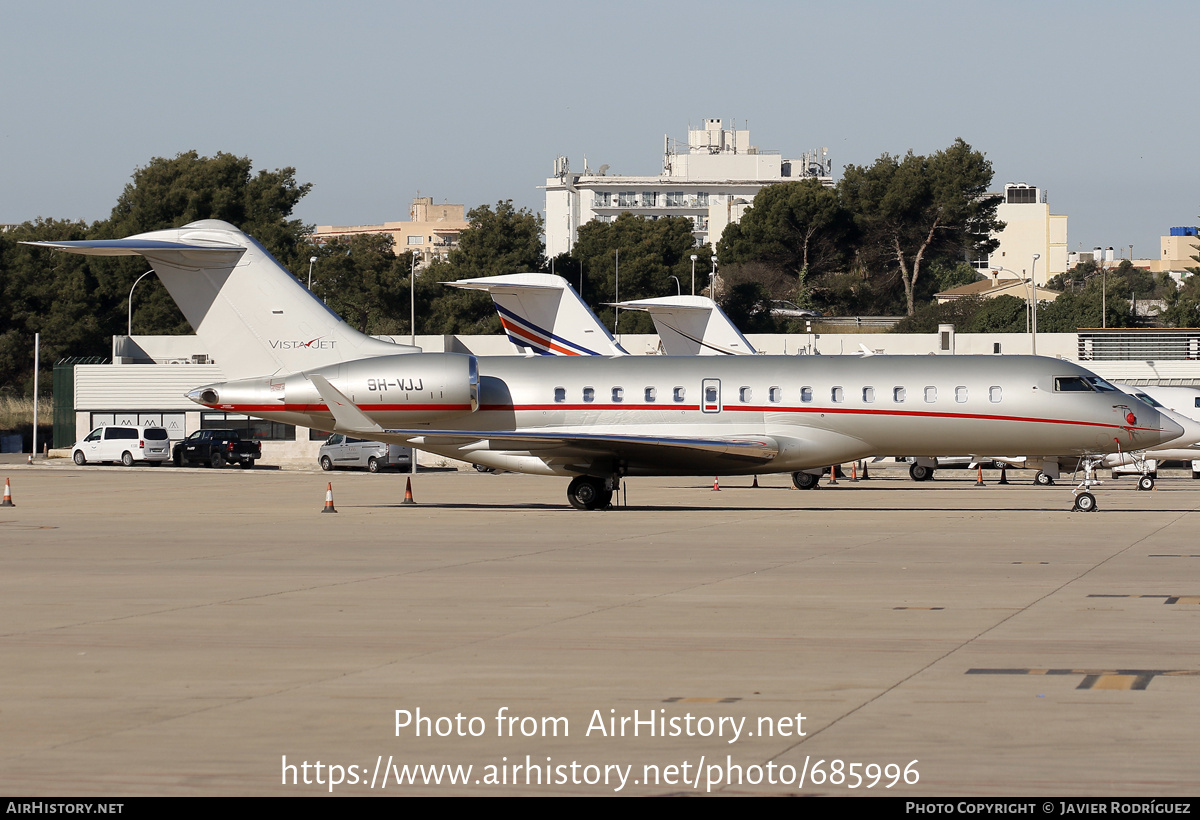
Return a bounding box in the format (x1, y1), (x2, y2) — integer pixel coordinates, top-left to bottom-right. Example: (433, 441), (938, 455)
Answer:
(373, 428), (780, 467)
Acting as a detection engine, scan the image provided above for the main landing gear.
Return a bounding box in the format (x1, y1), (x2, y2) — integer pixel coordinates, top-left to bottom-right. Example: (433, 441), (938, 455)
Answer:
(567, 475), (615, 511)
(792, 471), (820, 490)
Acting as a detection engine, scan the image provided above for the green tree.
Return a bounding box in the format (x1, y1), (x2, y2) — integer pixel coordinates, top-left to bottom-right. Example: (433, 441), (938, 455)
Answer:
(310, 234), (414, 335)
(568, 213), (698, 332)
(840, 138), (1004, 316)
(1, 153), (314, 395)
(100, 150), (312, 267)
(413, 201), (544, 335)
(717, 178), (854, 280)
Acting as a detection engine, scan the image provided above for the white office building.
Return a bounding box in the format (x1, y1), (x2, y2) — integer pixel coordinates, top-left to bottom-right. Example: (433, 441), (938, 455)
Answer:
(983, 183), (1068, 286)
(543, 119), (832, 257)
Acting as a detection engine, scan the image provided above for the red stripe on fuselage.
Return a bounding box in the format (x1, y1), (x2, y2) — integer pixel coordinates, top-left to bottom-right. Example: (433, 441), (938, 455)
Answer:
(207, 399), (1160, 435)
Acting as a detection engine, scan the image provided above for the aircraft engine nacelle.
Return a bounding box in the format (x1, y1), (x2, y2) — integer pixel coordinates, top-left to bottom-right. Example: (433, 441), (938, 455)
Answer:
(285, 353), (479, 424)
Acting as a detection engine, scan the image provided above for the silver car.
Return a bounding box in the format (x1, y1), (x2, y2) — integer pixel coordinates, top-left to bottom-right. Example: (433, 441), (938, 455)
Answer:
(318, 435), (412, 473)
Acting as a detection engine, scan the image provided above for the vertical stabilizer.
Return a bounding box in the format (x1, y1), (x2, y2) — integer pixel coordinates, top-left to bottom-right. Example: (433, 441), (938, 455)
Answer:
(24, 220), (415, 379)
(446, 273), (627, 356)
(609, 295), (756, 355)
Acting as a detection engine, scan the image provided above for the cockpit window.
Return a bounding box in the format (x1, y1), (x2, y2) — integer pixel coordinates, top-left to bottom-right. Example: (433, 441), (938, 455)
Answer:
(1054, 377), (1094, 392)
(1133, 392), (1164, 408)
(1086, 376), (1118, 392)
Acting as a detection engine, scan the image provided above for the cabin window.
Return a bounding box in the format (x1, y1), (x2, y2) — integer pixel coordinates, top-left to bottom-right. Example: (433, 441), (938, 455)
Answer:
(989, 386), (1002, 403)
(955, 386), (968, 403)
(769, 387), (782, 403)
(739, 387), (752, 402)
(705, 385), (718, 403)
(924, 386), (937, 403)
(1054, 377), (1093, 392)
(645, 387), (656, 402)
(612, 387), (624, 403)
(893, 387), (906, 403)
(863, 387), (875, 403)
(831, 387), (844, 403)
(554, 387), (566, 403)
(673, 386), (685, 402)
(801, 386), (813, 403)
(583, 387), (595, 403)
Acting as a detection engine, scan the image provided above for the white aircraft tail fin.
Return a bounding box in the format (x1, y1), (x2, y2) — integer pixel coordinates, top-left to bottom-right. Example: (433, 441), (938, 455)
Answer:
(609, 295), (756, 356)
(446, 273), (627, 356)
(23, 220), (414, 380)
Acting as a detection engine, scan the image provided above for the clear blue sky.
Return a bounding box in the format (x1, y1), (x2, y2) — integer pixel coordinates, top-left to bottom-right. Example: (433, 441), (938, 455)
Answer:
(2, 0), (1195, 259)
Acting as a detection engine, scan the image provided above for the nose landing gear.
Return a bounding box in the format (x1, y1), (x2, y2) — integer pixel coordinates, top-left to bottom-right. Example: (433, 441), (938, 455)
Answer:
(1071, 457), (1102, 512)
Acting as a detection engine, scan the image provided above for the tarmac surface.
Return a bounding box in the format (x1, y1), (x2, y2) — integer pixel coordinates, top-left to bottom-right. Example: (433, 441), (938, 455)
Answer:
(2, 460), (1199, 796)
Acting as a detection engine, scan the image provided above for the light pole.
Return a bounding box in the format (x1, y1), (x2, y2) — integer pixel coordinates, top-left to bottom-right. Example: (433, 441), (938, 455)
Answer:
(128, 269), (157, 336)
(614, 249), (620, 335)
(307, 256), (317, 290)
(690, 254), (698, 296)
(410, 252), (418, 346)
(990, 265), (1035, 352)
(1030, 254), (1040, 356)
(709, 254), (718, 298)
(669, 275), (681, 296)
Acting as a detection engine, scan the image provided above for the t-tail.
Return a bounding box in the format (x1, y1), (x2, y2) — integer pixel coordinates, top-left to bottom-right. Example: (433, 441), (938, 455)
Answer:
(609, 295), (756, 355)
(23, 219), (414, 380)
(446, 273), (627, 356)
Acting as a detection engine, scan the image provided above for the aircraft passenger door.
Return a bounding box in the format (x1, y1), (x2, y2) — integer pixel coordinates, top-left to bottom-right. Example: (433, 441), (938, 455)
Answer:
(702, 378), (722, 413)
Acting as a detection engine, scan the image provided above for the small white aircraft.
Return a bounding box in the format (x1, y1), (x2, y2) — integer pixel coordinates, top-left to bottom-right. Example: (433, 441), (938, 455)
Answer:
(25, 221), (1183, 512)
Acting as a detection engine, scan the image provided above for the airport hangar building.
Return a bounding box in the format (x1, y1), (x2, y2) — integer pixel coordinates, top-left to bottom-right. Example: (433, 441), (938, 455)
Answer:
(53, 327), (1200, 465)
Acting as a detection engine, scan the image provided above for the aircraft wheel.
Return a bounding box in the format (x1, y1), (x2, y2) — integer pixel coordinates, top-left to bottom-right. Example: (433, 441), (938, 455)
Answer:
(1073, 492), (1097, 513)
(320, 456), (333, 472)
(121, 451), (135, 467)
(368, 457), (381, 473)
(474, 464), (496, 473)
(1035, 471), (1055, 486)
(908, 463), (933, 482)
(567, 476), (607, 511)
(73, 450), (86, 466)
(210, 452), (225, 468)
(1137, 475), (1155, 492)
(791, 471), (819, 490)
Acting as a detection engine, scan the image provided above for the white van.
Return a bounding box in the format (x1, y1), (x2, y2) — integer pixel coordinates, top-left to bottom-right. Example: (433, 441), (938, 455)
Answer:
(318, 435), (412, 473)
(72, 425), (171, 466)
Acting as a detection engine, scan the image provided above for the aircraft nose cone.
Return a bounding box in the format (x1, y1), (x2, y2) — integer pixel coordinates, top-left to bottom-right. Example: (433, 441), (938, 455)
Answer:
(1156, 414), (1185, 445)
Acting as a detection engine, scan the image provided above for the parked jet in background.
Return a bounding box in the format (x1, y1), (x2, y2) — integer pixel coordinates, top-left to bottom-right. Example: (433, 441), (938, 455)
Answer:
(450, 273), (755, 356)
(608, 295), (756, 356)
(445, 273), (627, 357)
(26, 221), (1183, 511)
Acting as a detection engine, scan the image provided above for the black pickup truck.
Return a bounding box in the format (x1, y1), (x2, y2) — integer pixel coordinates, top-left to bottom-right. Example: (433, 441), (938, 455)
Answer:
(172, 429), (262, 468)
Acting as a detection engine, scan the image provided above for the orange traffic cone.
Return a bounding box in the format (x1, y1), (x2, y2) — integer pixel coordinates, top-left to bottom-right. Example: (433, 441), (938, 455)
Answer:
(712, 476), (720, 491)
(998, 466), (1009, 485)
(752, 475), (760, 488)
(975, 466), (986, 487)
(321, 482), (337, 514)
(1, 478), (13, 507)
(827, 465), (838, 485)
(851, 462), (859, 482)
(401, 477), (417, 505)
